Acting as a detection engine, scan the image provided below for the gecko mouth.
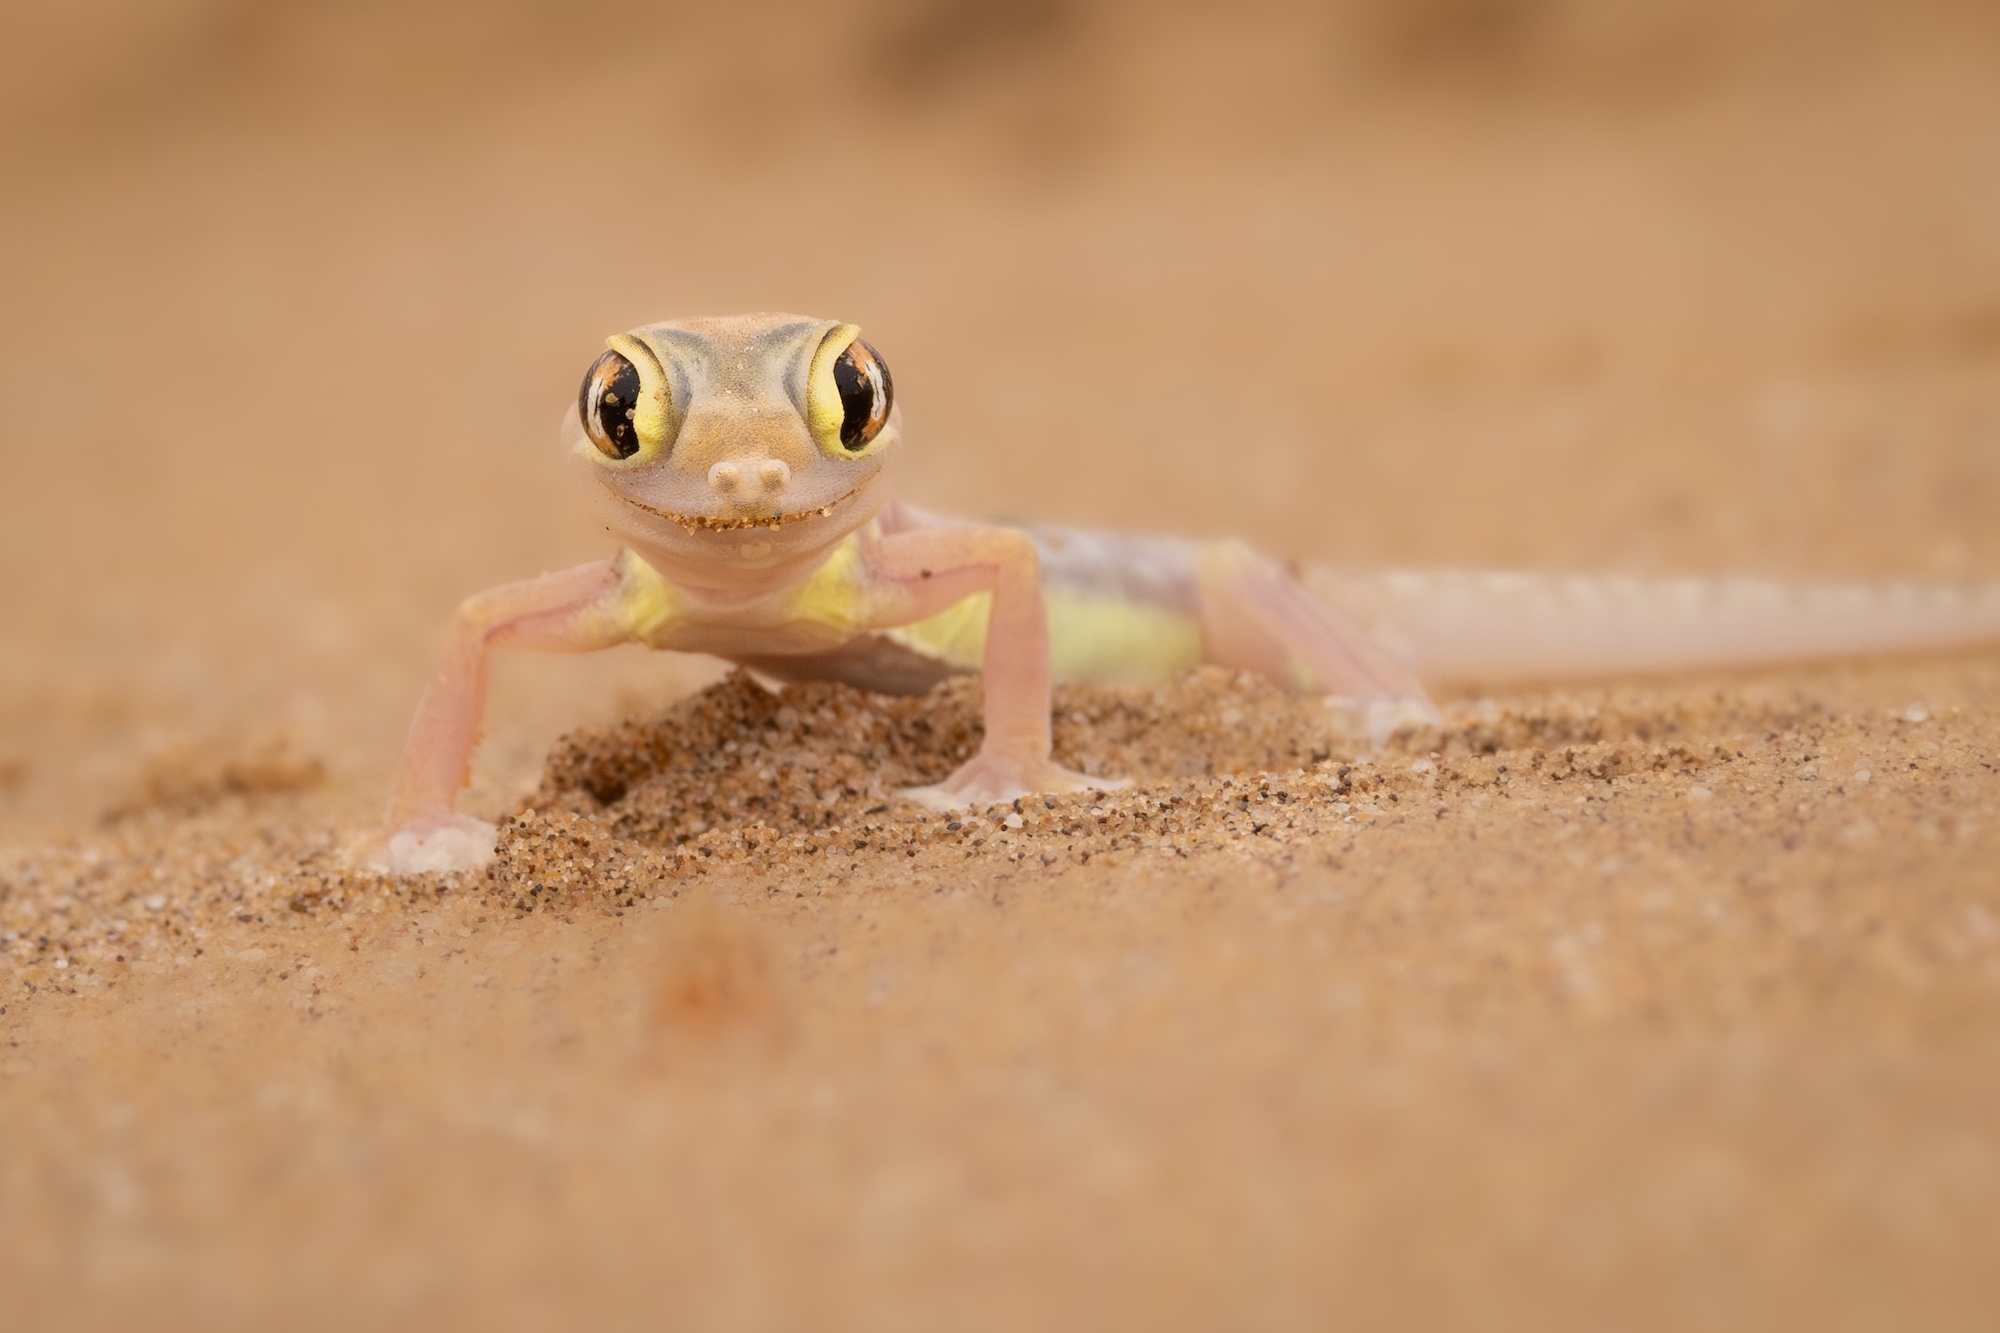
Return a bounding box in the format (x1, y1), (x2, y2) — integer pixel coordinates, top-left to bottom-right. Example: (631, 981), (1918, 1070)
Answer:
(625, 482), (867, 535)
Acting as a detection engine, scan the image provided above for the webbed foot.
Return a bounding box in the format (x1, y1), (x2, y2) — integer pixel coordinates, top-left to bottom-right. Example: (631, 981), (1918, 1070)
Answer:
(901, 751), (1126, 813)
(347, 814), (499, 874)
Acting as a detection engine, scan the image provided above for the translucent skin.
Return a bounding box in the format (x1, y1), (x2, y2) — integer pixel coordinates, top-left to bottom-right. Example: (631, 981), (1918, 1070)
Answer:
(357, 314), (1123, 872)
(355, 312), (2000, 874)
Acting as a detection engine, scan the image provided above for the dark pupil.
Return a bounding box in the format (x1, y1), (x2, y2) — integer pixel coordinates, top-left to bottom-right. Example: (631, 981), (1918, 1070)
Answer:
(832, 342), (890, 449)
(582, 351), (642, 459)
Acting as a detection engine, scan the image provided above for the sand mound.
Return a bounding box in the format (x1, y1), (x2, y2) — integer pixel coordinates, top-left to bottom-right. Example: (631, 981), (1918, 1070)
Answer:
(483, 665), (1899, 922)
(5, 662), (1970, 984)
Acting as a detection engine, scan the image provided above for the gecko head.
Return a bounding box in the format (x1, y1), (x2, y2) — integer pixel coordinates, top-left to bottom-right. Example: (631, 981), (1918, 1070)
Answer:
(561, 313), (898, 569)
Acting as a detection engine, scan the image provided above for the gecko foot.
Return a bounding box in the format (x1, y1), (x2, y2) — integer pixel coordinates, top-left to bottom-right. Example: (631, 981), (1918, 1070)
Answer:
(1324, 696), (1442, 747)
(901, 751), (1127, 813)
(347, 814), (499, 875)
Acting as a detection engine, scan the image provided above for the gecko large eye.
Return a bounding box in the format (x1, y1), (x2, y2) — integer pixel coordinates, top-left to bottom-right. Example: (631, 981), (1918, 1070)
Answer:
(832, 340), (893, 451)
(580, 350), (643, 460)
(806, 327), (894, 458)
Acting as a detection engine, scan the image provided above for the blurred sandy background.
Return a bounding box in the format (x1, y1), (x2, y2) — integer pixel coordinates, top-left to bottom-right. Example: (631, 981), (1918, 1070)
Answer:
(3, 1), (1999, 1328)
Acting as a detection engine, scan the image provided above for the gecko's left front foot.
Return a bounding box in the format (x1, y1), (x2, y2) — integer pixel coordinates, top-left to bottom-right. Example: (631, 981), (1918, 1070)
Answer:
(901, 751), (1126, 813)
(346, 814), (500, 875)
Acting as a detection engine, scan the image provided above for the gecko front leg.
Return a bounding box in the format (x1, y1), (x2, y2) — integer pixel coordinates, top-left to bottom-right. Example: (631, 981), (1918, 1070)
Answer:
(862, 525), (1123, 810)
(353, 559), (634, 873)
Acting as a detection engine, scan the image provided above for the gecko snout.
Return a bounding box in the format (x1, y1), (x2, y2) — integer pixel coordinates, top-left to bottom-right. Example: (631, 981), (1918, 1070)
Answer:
(708, 458), (791, 501)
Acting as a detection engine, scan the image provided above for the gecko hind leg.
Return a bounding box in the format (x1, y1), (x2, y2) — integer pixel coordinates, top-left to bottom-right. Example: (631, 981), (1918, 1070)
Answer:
(1196, 540), (1439, 738)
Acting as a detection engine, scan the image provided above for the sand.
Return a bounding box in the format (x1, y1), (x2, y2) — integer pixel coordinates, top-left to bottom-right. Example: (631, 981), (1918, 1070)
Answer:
(4, 2), (2000, 1329)
(6, 664), (2000, 1329)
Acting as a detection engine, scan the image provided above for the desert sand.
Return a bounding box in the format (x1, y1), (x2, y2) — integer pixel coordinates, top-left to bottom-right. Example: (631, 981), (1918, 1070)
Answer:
(3, 2), (1999, 1329)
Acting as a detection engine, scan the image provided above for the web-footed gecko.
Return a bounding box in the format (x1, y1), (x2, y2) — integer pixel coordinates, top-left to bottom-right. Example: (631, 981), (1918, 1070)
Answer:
(356, 312), (2000, 872)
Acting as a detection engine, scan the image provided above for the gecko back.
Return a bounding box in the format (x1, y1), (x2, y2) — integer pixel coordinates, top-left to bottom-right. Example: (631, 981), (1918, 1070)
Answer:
(747, 507), (2000, 701)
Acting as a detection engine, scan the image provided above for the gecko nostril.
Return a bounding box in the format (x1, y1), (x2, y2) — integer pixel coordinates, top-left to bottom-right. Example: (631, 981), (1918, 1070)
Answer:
(757, 460), (790, 494)
(708, 461), (741, 495)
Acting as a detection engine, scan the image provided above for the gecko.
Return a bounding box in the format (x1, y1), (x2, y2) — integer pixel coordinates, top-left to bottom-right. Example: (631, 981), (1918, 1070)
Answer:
(355, 312), (2000, 873)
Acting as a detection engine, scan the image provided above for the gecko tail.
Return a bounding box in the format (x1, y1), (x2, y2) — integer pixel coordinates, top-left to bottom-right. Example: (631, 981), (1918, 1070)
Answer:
(1302, 569), (2000, 690)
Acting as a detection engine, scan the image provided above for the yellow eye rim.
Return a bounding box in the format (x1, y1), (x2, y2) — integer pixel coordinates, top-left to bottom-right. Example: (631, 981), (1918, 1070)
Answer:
(806, 324), (860, 453)
(592, 332), (674, 465)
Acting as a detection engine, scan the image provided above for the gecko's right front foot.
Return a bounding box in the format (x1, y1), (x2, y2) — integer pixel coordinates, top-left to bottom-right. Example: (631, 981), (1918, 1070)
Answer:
(348, 814), (499, 875)
(901, 750), (1126, 813)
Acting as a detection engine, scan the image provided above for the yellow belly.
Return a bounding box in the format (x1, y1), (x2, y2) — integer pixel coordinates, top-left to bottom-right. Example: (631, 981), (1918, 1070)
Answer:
(885, 588), (1205, 685)
(611, 538), (1206, 685)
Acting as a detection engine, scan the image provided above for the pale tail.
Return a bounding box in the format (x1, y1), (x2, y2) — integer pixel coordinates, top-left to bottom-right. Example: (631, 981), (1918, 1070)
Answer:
(1304, 570), (2000, 689)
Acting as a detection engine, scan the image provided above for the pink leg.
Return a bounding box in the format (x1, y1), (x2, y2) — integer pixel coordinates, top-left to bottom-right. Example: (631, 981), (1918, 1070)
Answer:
(1197, 540), (1437, 715)
(862, 525), (1123, 809)
(355, 559), (631, 873)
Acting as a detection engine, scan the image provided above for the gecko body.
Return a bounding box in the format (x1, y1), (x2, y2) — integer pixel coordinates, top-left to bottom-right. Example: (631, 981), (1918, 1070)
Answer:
(357, 313), (2000, 872)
